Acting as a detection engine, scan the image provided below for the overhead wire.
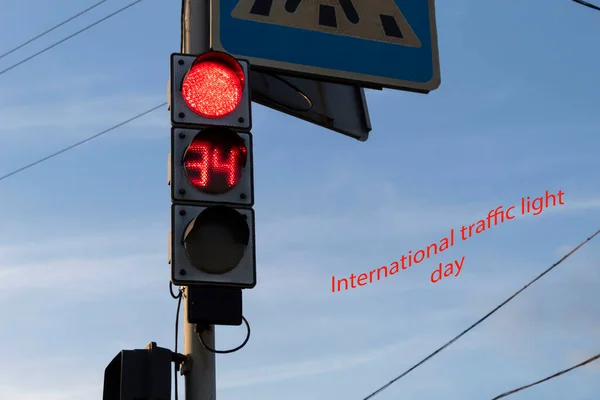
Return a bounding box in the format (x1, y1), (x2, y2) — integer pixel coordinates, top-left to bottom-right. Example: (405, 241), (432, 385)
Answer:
(0, 102), (166, 183)
(0, 0), (145, 77)
(572, 0), (600, 12)
(0, 0), (108, 61)
(180, 0), (185, 52)
(491, 352), (600, 399)
(361, 228), (600, 399)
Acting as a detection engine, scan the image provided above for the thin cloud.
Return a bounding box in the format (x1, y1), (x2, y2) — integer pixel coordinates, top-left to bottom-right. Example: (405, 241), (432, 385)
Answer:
(0, 231), (166, 296)
(565, 197), (600, 211)
(259, 192), (600, 251)
(0, 73), (109, 102)
(0, 386), (100, 400)
(0, 72), (166, 142)
(0, 356), (100, 400)
(0, 252), (164, 293)
(0, 226), (163, 258)
(218, 338), (430, 390)
(0, 93), (165, 137)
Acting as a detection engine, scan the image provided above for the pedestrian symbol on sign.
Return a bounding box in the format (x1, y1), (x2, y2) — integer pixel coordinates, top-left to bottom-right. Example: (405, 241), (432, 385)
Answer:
(231, 0), (421, 47)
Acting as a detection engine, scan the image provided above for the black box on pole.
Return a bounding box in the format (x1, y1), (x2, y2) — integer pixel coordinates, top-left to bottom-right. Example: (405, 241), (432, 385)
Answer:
(187, 285), (243, 326)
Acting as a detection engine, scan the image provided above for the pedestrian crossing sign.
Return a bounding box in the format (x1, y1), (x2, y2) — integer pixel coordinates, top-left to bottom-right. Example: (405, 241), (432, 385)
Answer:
(211, 0), (440, 92)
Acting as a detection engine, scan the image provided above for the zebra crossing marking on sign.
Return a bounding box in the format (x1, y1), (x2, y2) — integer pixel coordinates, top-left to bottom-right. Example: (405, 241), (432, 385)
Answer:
(211, 0), (441, 92)
(230, 0), (421, 47)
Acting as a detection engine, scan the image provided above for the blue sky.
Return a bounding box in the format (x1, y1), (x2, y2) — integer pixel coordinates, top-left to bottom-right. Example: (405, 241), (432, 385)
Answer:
(0, 0), (599, 399)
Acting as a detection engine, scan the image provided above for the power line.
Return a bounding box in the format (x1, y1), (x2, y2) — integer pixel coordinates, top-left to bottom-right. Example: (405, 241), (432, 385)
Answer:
(0, 0), (145, 78)
(0, 0), (108, 61)
(0, 102), (166, 183)
(491, 352), (600, 399)
(361, 228), (600, 400)
(573, 0), (600, 12)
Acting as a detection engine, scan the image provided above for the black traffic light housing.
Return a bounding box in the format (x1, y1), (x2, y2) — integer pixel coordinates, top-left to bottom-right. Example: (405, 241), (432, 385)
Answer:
(170, 204), (256, 287)
(169, 52), (252, 131)
(169, 128), (254, 206)
(169, 50), (256, 290)
(103, 342), (172, 400)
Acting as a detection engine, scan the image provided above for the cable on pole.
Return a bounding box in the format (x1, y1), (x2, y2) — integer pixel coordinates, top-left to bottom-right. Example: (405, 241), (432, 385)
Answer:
(0, 0), (145, 77)
(0, 0), (108, 61)
(491, 352), (600, 399)
(172, 284), (185, 400)
(196, 317), (251, 354)
(361, 228), (600, 400)
(0, 102), (166, 183)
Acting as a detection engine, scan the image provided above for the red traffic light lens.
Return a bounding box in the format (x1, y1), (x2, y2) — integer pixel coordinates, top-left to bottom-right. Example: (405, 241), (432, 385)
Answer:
(183, 129), (247, 194)
(181, 52), (245, 118)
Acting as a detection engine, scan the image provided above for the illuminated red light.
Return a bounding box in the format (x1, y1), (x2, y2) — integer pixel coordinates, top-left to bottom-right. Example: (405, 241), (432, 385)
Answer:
(183, 130), (247, 194)
(181, 52), (245, 119)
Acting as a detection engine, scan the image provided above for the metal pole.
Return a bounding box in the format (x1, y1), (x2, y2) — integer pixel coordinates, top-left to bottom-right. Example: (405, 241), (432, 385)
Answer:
(182, 2), (216, 400)
(182, 0), (210, 55)
(183, 288), (216, 400)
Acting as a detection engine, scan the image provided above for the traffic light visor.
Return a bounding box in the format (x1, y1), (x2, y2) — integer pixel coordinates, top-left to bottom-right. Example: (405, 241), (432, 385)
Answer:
(181, 52), (245, 119)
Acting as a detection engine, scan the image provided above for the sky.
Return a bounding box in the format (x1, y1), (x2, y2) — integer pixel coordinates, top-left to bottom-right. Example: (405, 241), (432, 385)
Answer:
(0, 0), (599, 399)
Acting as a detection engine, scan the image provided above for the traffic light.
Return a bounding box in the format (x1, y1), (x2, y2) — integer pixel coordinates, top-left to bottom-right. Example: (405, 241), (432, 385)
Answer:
(169, 51), (251, 130)
(169, 51), (256, 289)
(103, 342), (172, 400)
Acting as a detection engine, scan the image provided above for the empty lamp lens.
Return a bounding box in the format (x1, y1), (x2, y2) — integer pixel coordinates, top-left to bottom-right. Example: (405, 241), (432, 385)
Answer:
(183, 206), (250, 274)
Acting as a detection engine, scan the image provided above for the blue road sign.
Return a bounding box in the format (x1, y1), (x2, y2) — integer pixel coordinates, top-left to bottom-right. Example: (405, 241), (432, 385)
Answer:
(211, 0), (440, 92)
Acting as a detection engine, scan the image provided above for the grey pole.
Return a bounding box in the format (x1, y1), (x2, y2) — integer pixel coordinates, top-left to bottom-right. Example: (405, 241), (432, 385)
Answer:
(182, 0), (209, 54)
(183, 287), (216, 400)
(181, 1), (217, 400)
